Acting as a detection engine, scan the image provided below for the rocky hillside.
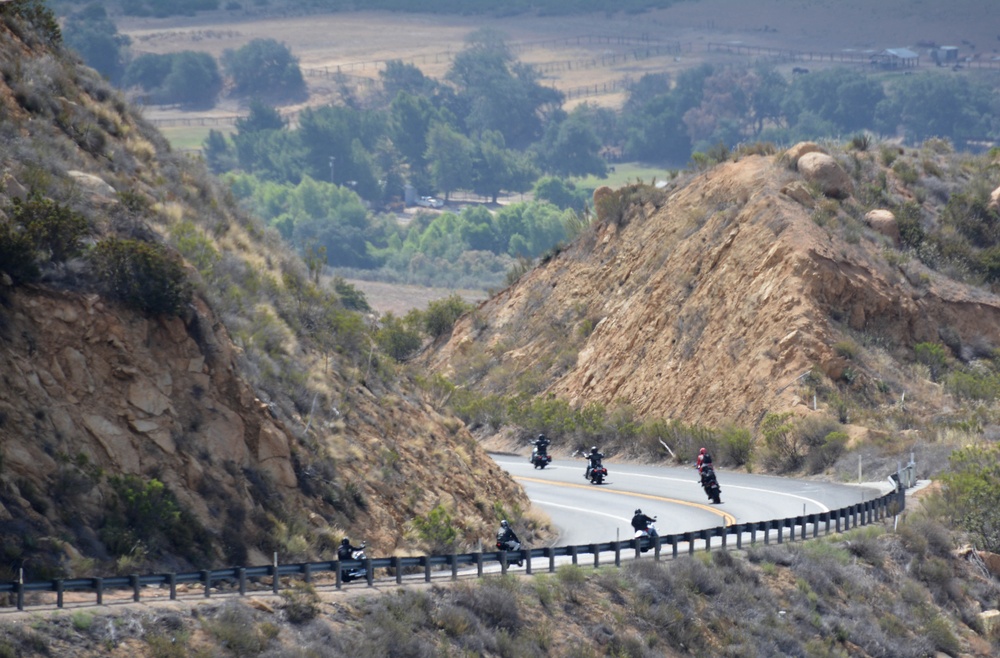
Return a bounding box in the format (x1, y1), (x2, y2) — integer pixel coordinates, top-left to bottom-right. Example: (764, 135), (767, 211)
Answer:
(0, 3), (530, 580)
(424, 141), (1000, 466)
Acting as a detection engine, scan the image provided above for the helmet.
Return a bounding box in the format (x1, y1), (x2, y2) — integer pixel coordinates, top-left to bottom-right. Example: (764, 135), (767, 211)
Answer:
(537, 434), (546, 440)
(500, 520), (509, 528)
(591, 446), (598, 453)
(634, 509), (642, 515)
(341, 537), (350, 546)
(699, 447), (707, 455)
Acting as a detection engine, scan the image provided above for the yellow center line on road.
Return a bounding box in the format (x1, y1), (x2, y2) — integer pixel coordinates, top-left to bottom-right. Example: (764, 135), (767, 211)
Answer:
(514, 475), (737, 526)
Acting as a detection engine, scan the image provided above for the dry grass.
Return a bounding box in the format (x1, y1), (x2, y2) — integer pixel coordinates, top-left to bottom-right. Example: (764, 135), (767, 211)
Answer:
(119, 0), (1000, 124)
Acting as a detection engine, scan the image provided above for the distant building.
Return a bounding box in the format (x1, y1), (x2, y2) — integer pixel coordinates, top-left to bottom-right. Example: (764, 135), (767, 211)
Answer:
(872, 48), (919, 69)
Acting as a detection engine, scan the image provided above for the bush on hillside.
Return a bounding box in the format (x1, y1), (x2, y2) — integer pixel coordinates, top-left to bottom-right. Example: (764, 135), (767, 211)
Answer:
(90, 237), (192, 315)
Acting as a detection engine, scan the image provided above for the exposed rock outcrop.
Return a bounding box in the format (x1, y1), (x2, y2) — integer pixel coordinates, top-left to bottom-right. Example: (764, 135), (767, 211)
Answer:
(423, 154), (1000, 434)
(797, 152), (853, 199)
(864, 209), (900, 245)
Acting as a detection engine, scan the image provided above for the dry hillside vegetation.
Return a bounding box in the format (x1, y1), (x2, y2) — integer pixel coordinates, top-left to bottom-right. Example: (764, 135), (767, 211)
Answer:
(4, 517), (1000, 657)
(423, 139), (1000, 473)
(0, 7), (534, 581)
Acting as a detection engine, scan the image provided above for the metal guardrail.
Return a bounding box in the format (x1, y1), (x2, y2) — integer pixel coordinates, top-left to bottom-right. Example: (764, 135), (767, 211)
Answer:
(0, 487), (904, 612)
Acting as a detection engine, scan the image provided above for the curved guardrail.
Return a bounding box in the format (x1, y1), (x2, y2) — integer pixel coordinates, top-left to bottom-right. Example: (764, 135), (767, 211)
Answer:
(0, 487), (904, 612)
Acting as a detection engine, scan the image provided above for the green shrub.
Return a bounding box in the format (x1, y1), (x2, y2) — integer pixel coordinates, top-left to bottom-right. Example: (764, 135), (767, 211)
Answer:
(12, 194), (89, 262)
(409, 503), (458, 553)
(718, 424), (754, 468)
(91, 237), (192, 315)
(914, 342), (948, 382)
(280, 582), (321, 624)
(421, 294), (473, 339)
(940, 444), (1000, 551)
(375, 311), (423, 361)
(0, 220), (40, 283)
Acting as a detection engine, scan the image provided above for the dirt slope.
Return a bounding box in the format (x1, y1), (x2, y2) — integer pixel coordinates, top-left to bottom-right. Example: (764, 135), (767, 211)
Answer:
(423, 151), (1000, 436)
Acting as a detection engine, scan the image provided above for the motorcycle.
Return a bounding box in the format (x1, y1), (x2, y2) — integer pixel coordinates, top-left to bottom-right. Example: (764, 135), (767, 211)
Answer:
(341, 542), (368, 582)
(530, 447), (552, 469)
(587, 459), (608, 485)
(496, 539), (524, 567)
(634, 520), (659, 553)
(700, 467), (722, 504)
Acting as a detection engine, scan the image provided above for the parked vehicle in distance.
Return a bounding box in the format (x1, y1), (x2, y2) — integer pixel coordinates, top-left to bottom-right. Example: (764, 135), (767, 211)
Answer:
(417, 196), (444, 208)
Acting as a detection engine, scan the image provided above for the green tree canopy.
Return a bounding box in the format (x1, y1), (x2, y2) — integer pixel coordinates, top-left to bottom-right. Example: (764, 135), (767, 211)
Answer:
(222, 38), (307, 102)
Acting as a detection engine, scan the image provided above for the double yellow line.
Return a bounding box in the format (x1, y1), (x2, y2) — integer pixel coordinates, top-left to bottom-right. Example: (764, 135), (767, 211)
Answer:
(515, 475), (737, 526)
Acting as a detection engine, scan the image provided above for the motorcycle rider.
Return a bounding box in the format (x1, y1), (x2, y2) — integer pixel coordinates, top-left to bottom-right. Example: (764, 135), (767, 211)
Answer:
(496, 520), (523, 566)
(695, 447), (714, 475)
(584, 445), (604, 478)
(338, 537), (362, 562)
(631, 508), (656, 534)
(338, 537), (364, 580)
(531, 433), (551, 462)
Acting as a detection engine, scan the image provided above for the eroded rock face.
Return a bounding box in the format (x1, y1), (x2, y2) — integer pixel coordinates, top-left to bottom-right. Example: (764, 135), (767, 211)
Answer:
(0, 288), (298, 559)
(423, 154), (1000, 432)
(797, 152), (853, 199)
(989, 185), (1000, 212)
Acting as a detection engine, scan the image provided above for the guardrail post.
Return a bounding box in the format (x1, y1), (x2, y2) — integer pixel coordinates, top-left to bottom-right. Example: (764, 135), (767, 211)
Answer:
(303, 563), (312, 584)
(500, 551), (508, 575)
(614, 541), (621, 567)
(654, 534), (662, 561)
(750, 523), (758, 545)
(590, 544), (600, 568)
(474, 553), (483, 578)
(451, 554), (458, 580)
(721, 527), (728, 550)
(703, 529), (711, 552)
(735, 524), (742, 550)
(56, 579), (64, 609)
(569, 545), (578, 566)
(777, 522), (784, 544)
(365, 558), (373, 587)
(271, 565), (279, 594)
(15, 581), (23, 611)
(203, 570), (211, 598)
(686, 532), (695, 556)
(835, 510), (842, 533)
(423, 556), (432, 582)
(392, 557), (402, 584)
(95, 577), (103, 606)
(239, 568), (247, 596)
(131, 574), (140, 602)
(524, 550), (532, 575)
(169, 573), (177, 600)
(334, 561), (342, 589)
(544, 547), (555, 572)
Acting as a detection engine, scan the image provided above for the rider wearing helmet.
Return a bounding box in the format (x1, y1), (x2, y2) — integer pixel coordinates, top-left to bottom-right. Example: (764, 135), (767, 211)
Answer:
(630, 508), (656, 533)
(337, 537), (362, 562)
(496, 519), (520, 549)
(584, 445), (604, 478)
(695, 447), (713, 475)
(531, 433), (551, 461)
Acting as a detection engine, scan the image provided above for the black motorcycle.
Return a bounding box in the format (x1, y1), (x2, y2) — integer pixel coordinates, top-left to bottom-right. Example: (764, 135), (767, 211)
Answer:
(700, 468), (722, 504)
(587, 459), (608, 485)
(530, 447), (552, 469)
(341, 542), (368, 582)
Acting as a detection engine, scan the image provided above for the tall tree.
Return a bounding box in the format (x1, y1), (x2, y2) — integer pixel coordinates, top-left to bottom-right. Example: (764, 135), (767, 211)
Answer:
(426, 123), (473, 200)
(446, 28), (563, 149)
(222, 38), (307, 102)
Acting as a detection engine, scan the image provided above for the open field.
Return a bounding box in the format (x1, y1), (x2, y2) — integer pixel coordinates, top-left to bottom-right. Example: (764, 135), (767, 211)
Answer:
(119, 0), (1000, 125)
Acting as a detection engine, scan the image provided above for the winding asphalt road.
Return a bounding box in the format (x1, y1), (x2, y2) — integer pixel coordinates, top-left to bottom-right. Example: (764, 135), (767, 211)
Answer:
(492, 455), (887, 546)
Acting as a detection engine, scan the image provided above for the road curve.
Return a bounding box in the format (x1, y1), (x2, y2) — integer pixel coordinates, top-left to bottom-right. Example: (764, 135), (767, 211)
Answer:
(492, 455), (885, 546)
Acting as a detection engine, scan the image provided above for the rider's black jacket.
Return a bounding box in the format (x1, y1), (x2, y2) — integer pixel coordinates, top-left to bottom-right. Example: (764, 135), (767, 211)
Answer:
(631, 513), (655, 532)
